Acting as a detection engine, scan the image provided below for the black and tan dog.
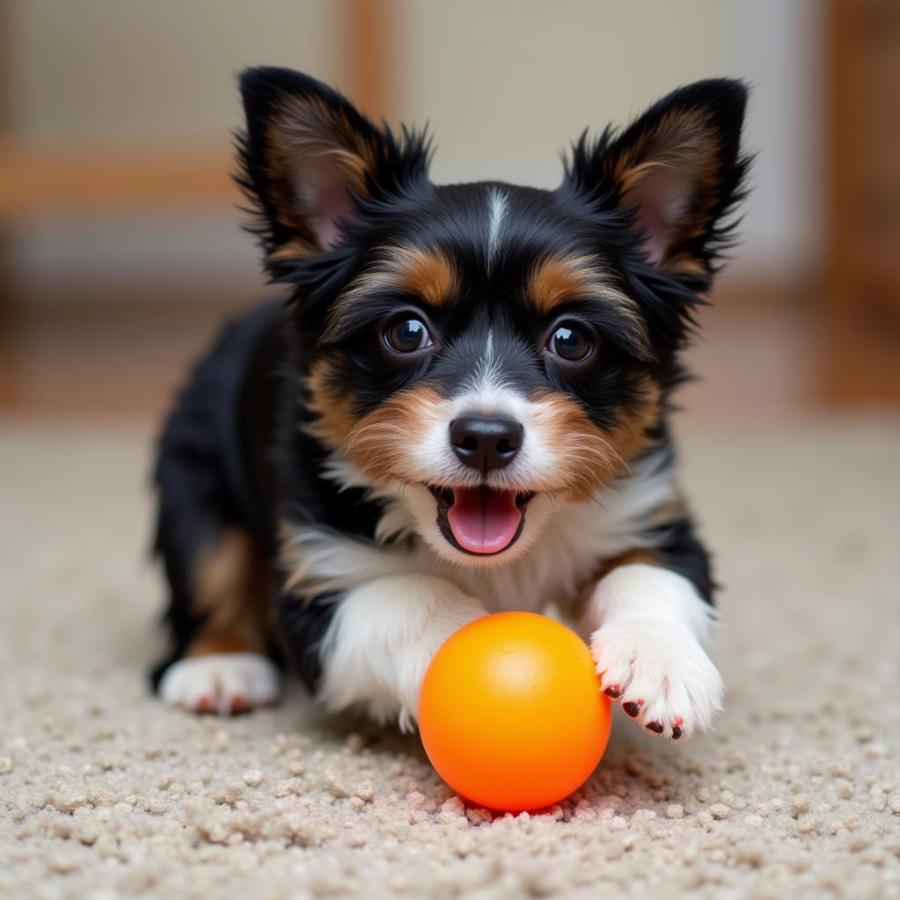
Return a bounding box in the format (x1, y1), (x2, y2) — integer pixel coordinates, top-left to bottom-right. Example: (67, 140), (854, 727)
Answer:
(153, 67), (749, 739)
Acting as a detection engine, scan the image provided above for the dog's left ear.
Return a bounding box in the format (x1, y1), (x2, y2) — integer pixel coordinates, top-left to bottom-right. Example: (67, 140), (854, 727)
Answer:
(567, 79), (749, 277)
(237, 67), (429, 272)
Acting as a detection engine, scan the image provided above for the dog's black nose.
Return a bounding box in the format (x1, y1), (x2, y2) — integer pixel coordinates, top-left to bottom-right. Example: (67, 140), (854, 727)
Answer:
(449, 416), (523, 471)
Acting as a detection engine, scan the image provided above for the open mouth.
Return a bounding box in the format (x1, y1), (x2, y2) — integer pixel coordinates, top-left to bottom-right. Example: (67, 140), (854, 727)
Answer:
(429, 485), (536, 556)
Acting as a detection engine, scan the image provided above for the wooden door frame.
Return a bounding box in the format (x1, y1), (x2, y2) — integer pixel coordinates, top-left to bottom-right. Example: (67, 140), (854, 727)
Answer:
(821, 0), (900, 404)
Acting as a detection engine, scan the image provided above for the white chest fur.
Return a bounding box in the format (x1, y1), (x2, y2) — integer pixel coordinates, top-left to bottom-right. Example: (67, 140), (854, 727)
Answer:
(285, 450), (678, 612)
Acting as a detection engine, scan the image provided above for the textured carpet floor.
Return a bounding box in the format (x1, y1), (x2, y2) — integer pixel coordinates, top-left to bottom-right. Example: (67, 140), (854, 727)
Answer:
(1, 418), (899, 900)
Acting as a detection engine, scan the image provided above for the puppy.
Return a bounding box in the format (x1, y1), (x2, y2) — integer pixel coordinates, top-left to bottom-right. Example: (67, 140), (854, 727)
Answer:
(153, 67), (748, 740)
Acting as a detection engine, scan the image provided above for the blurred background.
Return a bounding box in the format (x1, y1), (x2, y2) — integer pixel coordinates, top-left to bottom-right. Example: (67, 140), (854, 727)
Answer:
(0, 0), (898, 424)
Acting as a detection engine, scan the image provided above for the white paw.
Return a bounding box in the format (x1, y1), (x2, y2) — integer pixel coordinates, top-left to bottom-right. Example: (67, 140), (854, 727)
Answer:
(591, 622), (723, 739)
(159, 653), (280, 715)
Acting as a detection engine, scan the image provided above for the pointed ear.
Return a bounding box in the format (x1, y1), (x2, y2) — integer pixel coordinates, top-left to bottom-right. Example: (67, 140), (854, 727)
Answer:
(236, 67), (428, 271)
(570, 79), (749, 277)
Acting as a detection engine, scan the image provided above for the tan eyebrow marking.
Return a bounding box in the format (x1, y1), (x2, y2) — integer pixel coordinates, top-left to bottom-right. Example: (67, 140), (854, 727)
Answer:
(323, 244), (458, 342)
(529, 253), (601, 314)
(527, 252), (651, 359)
(388, 245), (458, 307)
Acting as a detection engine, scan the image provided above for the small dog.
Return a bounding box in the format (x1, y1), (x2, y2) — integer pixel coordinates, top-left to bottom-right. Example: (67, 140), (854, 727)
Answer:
(153, 67), (748, 740)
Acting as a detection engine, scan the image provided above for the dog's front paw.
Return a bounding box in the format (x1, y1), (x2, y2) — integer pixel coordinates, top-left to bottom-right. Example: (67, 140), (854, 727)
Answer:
(591, 622), (723, 739)
(159, 653), (280, 715)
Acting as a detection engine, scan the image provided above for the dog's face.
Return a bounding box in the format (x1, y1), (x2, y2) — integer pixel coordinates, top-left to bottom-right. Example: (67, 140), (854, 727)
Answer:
(239, 68), (747, 566)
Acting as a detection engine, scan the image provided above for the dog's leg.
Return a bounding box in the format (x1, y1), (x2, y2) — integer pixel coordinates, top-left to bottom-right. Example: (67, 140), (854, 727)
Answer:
(578, 555), (722, 740)
(297, 575), (487, 731)
(156, 527), (279, 714)
(152, 332), (281, 716)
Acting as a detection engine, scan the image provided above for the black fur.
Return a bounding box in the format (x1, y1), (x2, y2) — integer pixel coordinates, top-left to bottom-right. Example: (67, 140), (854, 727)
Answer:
(153, 68), (748, 695)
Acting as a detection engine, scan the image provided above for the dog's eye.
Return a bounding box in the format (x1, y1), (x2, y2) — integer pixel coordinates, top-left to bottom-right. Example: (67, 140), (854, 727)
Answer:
(384, 317), (433, 354)
(546, 323), (594, 362)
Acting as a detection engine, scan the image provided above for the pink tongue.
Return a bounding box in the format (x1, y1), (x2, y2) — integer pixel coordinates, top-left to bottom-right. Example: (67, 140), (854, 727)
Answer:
(446, 487), (522, 554)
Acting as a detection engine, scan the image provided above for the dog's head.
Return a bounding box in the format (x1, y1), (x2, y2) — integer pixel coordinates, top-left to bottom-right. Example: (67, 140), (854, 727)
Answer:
(238, 68), (748, 566)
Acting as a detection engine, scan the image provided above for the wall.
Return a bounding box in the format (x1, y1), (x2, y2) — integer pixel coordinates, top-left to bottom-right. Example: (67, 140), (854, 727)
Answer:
(8, 0), (340, 138)
(396, 0), (824, 282)
(7, 0), (823, 292)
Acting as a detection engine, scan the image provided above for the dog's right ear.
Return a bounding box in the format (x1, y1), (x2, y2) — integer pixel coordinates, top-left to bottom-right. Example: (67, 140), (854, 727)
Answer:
(237, 67), (429, 272)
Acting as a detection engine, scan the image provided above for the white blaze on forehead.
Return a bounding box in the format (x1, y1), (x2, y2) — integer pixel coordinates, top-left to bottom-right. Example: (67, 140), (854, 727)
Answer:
(484, 329), (494, 361)
(487, 188), (508, 273)
(467, 327), (501, 404)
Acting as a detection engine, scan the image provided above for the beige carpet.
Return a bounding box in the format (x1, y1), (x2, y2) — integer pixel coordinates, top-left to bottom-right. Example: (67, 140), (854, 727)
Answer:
(2, 417), (899, 899)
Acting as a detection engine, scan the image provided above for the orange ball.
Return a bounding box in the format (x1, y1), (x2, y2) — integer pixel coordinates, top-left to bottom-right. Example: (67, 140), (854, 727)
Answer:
(419, 612), (611, 812)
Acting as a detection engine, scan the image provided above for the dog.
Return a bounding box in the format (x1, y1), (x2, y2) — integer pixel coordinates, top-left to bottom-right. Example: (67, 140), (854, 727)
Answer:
(153, 67), (749, 740)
